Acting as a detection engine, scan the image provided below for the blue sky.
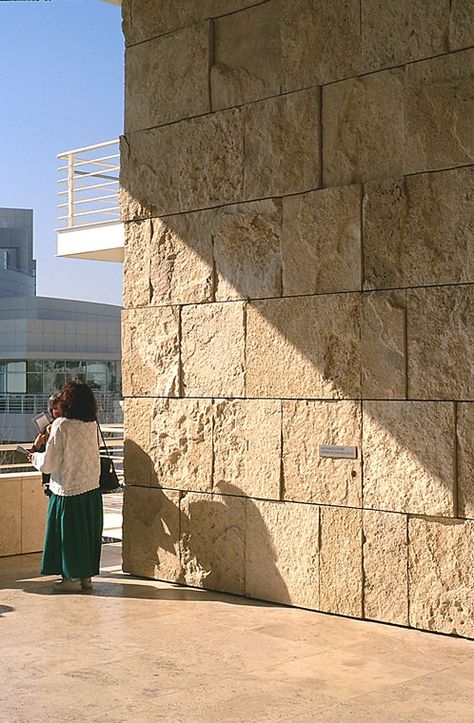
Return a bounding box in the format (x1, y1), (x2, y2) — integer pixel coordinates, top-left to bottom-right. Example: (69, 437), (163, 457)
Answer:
(0, 0), (124, 306)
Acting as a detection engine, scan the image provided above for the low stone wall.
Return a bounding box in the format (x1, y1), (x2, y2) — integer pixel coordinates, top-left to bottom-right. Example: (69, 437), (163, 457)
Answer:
(0, 473), (48, 557)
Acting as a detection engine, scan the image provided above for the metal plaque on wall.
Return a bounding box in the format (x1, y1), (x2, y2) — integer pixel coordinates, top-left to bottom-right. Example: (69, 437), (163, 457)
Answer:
(319, 445), (358, 459)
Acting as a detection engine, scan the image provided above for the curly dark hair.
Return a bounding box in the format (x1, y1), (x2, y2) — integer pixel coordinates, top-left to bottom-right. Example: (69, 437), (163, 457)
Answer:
(59, 380), (97, 422)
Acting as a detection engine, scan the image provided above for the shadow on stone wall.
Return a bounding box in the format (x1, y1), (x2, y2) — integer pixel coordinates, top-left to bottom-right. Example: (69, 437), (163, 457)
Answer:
(122, 443), (291, 604)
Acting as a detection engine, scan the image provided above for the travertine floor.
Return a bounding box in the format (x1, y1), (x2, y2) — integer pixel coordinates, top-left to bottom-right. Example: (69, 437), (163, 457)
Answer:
(1, 545), (474, 723)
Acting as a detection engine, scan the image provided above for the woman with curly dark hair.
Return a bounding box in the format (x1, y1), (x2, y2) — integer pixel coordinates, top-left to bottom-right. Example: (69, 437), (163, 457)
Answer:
(29, 380), (103, 593)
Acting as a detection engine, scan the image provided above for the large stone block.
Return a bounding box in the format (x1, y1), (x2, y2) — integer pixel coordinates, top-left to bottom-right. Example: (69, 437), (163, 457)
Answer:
(120, 109), (244, 220)
(458, 403), (474, 519)
(282, 185), (361, 296)
(319, 506), (363, 617)
(149, 398), (213, 493)
(322, 69), (405, 186)
(362, 0), (449, 70)
(149, 212), (214, 305)
(363, 168), (474, 289)
(213, 199), (282, 301)
(361, 291), (407, 399)
(123, 220), (151, 308)
(122, 306), (180, 397)
(246, 294), (361, 399)
(123, 0), (259, 45)
(363, 510), (408, 626)
(246, 499), (319, 608)
(363, 401), (455, 516)
(213, 399), (281, 500)
(124, 397), (154, 486)
(211, 1), (281, 110)
(244, 88), (320, 199)
(125, 23), (210, 131)
(281, 0), (362, 91)
(408, 516), (474, 637)
(407, 286), (474, 400)
(180, 491), (246, 594)
(405, 49), (474, 174)
(449, 0), (474, 50)
(21, 476), (49, 554)
(122, 485), (182, 582)
(0, 478), (21, 557)
(282, 400), (362, 507)
(181, 302), (245, 397)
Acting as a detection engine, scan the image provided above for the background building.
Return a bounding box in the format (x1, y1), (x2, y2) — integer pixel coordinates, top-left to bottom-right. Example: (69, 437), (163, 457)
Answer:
(118, 0), (474, 640)
(0, 207), (121, 442)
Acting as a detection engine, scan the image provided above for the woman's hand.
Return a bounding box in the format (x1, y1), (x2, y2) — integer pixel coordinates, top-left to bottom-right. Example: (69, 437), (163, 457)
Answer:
(27, 452), (34, 463)
(34, 432), (47, 449)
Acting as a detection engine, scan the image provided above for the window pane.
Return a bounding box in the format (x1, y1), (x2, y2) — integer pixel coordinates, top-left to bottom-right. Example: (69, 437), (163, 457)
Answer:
(7, 361), (26, 373)
(27, 373), (43, 394)
(7, 372), (26, 393)
(87, 361), (106, 375)
(27, 360), (43, 373)
(0, 373), (4, 393)
(43, 372), (55, 393)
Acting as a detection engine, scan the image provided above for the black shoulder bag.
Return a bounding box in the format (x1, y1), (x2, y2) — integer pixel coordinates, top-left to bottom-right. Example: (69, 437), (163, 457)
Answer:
(97, 422), (120, 493)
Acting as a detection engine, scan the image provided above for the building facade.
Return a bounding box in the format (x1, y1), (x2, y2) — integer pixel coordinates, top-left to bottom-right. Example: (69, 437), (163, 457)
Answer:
(0, 207), (122, 442)
(120, 1), (474, 638)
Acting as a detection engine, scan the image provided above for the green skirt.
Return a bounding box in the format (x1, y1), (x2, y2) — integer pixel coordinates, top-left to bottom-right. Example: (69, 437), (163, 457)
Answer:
(41, 488), (103, 579)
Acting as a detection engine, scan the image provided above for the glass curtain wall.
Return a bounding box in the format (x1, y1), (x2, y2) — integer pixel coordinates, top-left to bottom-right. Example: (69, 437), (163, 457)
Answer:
(0, 360), (120, 395)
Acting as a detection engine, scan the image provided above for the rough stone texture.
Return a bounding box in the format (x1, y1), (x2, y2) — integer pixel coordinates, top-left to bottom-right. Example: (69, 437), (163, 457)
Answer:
(362, 0), (449, 70)
(124, 398), (154, 487)
(123, 220), (151, 308)
(246, 500), (319, 608)
(363, 401), (455, 516)
(125, 23), (210, 132)
(405, 49), (474, 174)
(123, 0), (260, 45)
(0, 478), (21, 556)
(361, 291), (407, 399)
(458, 403), (474, 519)
(213, 199), (282, 301)
(363, 168), (474, 289)
(282, 400), (362, 507)
(363, 510), (408, 626)
(407, 286), (474, 400)
(149, 398), (214, 493)
(319, 506), (363, 617)
(211, 1), (281, 110)
(181, 302), (245, 397)
(449, 0), (474, 50)
(180, 491), (246, 594)
(21, 477), (49, 554)
(122, 306), (180, 397)
(122, 485), (182, 582)
(282, 185), (361, 296)
(120, 109), (244, 220)
(246, 294), (361, 399)
(408, 516), (474, 637)
(244, 88), (320, 199)
(322, 69), (405, 186)
(281, 0), (362, 91)
(213, 400), (281, 500)
(149, 212), (214, 306)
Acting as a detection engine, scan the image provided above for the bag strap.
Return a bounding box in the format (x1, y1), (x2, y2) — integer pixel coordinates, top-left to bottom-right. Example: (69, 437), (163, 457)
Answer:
(96, 420), (112, 459)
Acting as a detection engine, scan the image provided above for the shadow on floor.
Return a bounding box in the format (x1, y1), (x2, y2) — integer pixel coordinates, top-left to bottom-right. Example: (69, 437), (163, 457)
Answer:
(0, 604), (14, 616)
(21, 573), (278, 607)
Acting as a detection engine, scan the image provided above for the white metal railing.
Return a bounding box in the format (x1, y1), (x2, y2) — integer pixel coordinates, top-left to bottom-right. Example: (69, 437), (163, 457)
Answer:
(0, 425), (124, 480)
(0, 393), (123, 423)
(57, 139), (120, 229)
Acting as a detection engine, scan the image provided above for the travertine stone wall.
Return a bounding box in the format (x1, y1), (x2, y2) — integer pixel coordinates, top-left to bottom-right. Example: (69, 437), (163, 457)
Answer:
(121, 0), (474, 638)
